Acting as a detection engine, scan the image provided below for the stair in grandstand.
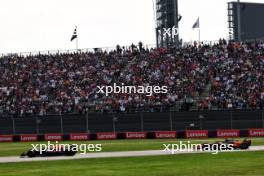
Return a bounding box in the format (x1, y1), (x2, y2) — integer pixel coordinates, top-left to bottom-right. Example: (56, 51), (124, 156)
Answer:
(190, 83), (212, 111)
(170, 99), (184, 111)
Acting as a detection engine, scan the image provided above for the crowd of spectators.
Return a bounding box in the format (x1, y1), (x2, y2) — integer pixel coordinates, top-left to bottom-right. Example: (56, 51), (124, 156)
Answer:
(0, 40), (263, 116)
(198, 40), (264, 110)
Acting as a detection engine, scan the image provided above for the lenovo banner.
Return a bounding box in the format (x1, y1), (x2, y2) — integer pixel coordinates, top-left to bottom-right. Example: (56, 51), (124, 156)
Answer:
(45, 134), (63, 141)
(155, 131), (177, 139)
(248, 129), (264, 137)
(0, 135), (13, 142)
(217, 129), (240, 138)
(20, 134), (38, 142)
(125, 132), (147, 139)
(70, 133), (89, 141)
(97, 132), (116, 140)
(186, 130), (208, 138)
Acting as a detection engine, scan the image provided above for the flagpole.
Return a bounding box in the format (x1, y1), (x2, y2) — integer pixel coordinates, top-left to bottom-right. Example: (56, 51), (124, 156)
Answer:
(192, 17), (200, 45)
(198, 17), (200, 44)
(198, 28), (201, 44)
(76, 26), (78, 51)
(76, 36), (78, 51)
(237, 0), (241, 41)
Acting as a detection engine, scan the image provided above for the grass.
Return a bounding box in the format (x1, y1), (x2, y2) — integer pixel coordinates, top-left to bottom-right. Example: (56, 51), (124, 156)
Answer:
(0, 151), (263, 176)
(0, 138), (263, 157)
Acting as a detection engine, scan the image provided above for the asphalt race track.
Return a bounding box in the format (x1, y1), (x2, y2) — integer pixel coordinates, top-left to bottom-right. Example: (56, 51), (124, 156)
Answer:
(0, 145), (264, 163)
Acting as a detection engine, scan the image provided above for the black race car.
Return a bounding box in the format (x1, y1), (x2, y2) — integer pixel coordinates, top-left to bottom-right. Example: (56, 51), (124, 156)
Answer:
(20, 145), (77, 158)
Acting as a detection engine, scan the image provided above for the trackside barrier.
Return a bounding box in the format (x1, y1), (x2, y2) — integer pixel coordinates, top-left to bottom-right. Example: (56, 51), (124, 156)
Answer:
(96, 132), (116, 140)
(125, 132), (147, 139)
(20, 134), (38, 142)
(44, 134), (63, 141)
(155, 131), (177, 139)
(0, 135), (13, 142)
(70, 133), (89, 141)
(248, 129), (264, 137)
(185, 130), (208, 138)
(216, 129), (240, 138)
(2, 111), (263, 135)
(0, 129), (264, 142)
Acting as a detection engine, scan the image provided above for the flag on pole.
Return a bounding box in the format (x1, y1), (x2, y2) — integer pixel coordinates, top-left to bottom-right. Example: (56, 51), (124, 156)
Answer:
(192, 18), (200, 29)
(71, 27), (77, 41)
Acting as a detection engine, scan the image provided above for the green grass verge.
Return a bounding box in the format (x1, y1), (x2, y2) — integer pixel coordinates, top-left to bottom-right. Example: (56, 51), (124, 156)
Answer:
(0, 138), (264, 157)
(0, 151), (263, 176)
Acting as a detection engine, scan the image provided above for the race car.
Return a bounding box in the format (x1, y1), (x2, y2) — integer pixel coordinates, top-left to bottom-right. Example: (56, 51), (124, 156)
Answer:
(20, 145), (77, 158)
(200, 138), (251, 150)
(223, 138), (251, 149)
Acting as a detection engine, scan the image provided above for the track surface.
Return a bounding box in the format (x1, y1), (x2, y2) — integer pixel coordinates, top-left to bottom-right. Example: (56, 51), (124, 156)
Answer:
(0, 146), (263, 163)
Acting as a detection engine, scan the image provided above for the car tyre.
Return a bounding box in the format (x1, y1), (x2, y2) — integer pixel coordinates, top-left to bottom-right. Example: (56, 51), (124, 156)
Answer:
(27, 151), (36, 157)
(240, 143), (249, 149)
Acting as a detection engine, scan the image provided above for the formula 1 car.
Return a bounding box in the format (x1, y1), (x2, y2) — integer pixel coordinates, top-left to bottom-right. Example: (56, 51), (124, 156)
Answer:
(224, 139), (251, 149)
(200, 138), (252, 150)
(20, 145), (77, 158)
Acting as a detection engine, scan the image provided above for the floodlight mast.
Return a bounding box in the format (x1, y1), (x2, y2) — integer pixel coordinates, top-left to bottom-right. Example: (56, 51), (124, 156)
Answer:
(237, 0), (241, 41)
(155, 0), (179, 48)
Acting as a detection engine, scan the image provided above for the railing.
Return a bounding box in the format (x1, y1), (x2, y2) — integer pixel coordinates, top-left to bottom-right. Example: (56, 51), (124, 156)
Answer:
(182, 40), (220, 46)
(3, 37), (264, 58)
(0, 39), (224, 57)
(0, 44), (157, 57)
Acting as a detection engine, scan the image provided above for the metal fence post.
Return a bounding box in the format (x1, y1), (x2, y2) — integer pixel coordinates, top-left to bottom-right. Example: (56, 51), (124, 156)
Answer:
(262, 110), (264, 128)
(36, 116), (39, 134)
(113, 120), (116, 133)
(12, 118), (16, 135)
(198, 114), (205, 130)
(60, 115), (63, 134)
(112, 116), (117, 133)
(199, 118), (202, 130)
(169, 111), (173, 131)
(230, 111), (233, 129)
(86, 112), (89, 133)
(140, 112), (144, 132)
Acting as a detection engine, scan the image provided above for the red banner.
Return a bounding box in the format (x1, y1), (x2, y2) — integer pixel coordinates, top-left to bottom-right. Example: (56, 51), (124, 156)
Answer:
(125, 132), (147, 139)
(186, 130), (208, 138)
(0, 135), (13, 142)
(248, 129), (264, 137)
(97, 132), (116, 140)
(217, 129), (240, 138)
(20, 134), (38, 142)
(44, 134), (63, 141)
(70, 133), (89, 141)
(155, 131), (177, 139)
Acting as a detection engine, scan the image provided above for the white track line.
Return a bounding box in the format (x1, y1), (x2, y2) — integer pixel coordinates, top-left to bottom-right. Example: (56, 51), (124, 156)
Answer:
(0, 145), (263, 164)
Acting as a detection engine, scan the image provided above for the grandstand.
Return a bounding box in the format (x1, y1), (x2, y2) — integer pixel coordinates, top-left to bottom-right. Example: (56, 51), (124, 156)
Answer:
(0, 39), (263, 117)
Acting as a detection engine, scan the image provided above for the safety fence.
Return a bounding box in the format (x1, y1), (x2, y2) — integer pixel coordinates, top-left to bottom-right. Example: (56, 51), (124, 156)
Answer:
(0, 110), (263, 135)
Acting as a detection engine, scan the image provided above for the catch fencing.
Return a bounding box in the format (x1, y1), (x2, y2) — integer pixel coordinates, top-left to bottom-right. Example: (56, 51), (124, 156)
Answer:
(0, 110), (263, 135)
